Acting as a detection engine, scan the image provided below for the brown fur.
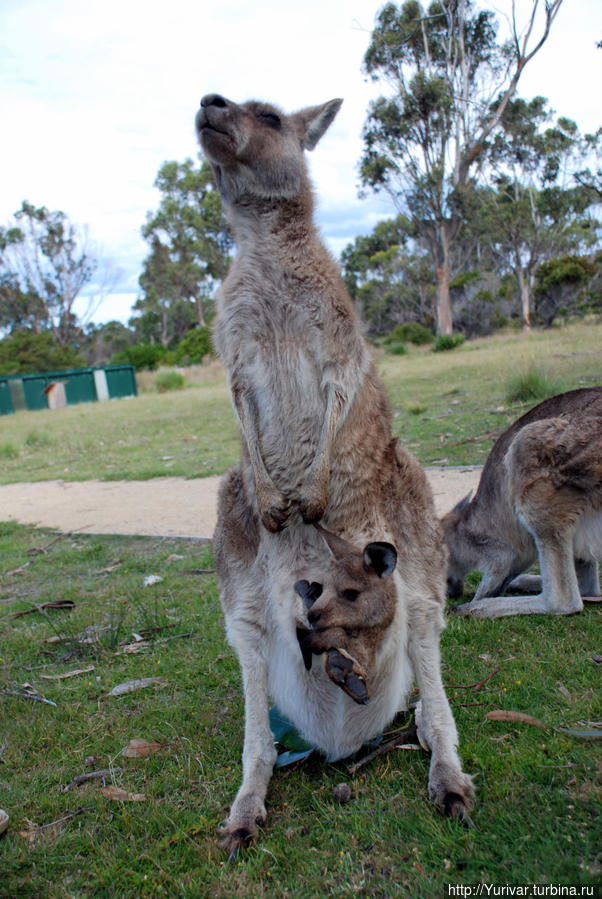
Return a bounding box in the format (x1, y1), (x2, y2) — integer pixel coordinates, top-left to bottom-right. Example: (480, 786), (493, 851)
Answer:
(199, 93), (473, 855)
(441, 387), (602, 617)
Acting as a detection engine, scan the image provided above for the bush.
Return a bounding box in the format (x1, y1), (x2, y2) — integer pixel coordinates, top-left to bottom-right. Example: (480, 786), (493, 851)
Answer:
(505, 366), (565, 404)
(113, 343), (167, 371)
(155, 370), (185, 393)
(386, 341), (408, 355)
(175, 326), (213, 365)
(0, 330), (86, 375)
(384, 323), (434, 346)
(433, 334), (465, 352)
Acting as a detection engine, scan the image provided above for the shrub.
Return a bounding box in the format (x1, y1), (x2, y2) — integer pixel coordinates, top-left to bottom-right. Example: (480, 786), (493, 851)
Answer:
(384, 323), (434, 346)
(175, 326), (213, 365)
(433, 334), (465, 352)
(386, 341), (408, 355)
(0, 442), (19, 460)
(505, 366), (565, 404)
(0, 330), (86, 375)
(155, 370), (185, 393)
(113, 343), (167, 371)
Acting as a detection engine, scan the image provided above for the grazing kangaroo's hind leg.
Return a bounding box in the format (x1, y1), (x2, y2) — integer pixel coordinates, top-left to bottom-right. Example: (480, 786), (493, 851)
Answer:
(407, 596), (474, 823)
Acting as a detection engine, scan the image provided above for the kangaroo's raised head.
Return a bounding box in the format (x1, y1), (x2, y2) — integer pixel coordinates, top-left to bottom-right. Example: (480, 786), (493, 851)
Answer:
(294, 524), (398, 703)
(195, 93), (343, 205)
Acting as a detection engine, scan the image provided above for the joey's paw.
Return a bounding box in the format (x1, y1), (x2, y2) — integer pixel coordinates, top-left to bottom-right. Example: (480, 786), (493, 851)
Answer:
(219, 796), (267, 862)
(324, 648), (370, 705)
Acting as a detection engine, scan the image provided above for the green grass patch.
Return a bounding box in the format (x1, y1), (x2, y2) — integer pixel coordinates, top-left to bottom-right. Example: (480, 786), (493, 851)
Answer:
(0, 319), (600, 479)
(434, 333), (466, 352)
(505, 365), (566, 405)
(155, 370), (186, 393)
(0, 523), (599, 895)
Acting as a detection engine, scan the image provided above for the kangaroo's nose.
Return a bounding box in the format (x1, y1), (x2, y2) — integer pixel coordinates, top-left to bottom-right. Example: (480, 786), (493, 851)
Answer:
(201, 93), (228, 109)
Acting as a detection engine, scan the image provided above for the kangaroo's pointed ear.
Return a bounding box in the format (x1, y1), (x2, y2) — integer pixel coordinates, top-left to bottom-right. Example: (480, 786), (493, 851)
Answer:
(451, 491), (472, 515)
(294, 98), (343, 150)
(314, 522), (357, 560)
(363, 542), (397, 578)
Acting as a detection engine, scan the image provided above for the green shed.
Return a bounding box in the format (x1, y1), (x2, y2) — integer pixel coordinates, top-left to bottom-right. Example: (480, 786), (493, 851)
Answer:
(0, 364), (137, 415)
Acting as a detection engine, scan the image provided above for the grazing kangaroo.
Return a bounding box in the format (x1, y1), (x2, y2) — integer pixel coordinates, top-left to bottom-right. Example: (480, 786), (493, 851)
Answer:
(197, 93), (473, 856)
(441, 387), (602, 618)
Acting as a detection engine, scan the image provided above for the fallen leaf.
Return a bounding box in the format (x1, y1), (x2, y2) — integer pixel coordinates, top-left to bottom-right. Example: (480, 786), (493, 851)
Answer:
(144, 575), (163, 587)
(557, 728), (602, 740)
(485, 710), (548, 730)
(122, 738), (164, 758)
(557, 682), (572, 700)
(166, 554), (184, 562)
(40, 666), (95, 681)
(101, 785), (145, 802)
(108, 677), (165, 697)
(117, 641), (151, 655)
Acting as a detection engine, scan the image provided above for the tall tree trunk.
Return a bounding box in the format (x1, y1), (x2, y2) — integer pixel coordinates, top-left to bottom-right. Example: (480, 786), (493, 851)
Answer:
(435, 262), (453, 335)
(194, 295), (205, 327)
(517, 268), (532, 331)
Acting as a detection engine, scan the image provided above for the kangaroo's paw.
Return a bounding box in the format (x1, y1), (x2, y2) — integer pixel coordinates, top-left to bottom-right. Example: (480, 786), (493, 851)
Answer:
(324, 648), (370, 705)
(298, 482), (329, 524)
(428, 762), (475, 828)
(219, 793), (267, 862)
(257, 488), (292, 533)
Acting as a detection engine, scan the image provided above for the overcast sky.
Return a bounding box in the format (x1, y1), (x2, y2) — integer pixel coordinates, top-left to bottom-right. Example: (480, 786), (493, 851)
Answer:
(1, 0), (601, 327)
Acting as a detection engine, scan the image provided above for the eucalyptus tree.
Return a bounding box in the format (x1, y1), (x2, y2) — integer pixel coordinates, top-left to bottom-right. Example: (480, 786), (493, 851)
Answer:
(481, 98), (599, 328)
(0, 202), (114, 345)
(360, 0), (563, 334)
(135, 159), (232, 345)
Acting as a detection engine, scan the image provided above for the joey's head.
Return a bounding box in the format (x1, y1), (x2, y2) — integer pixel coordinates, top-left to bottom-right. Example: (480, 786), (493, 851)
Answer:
(440, 492), (474, 598)
(195, 93), (343, 206)
(294, 524), (397, 704)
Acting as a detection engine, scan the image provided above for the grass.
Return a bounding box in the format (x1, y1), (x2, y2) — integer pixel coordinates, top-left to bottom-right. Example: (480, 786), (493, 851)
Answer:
(0, 522), (600, 897)
(505, 364), (566, 404)
(1, 320), (600, 484)
(0, 320), (601, 894)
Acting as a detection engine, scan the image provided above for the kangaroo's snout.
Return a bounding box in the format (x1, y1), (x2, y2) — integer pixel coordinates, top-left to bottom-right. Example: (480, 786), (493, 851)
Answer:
(201, 93), (229, 109)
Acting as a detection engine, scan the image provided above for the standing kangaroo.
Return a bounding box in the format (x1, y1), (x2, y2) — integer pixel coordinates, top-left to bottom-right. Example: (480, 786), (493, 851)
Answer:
(441, 387), (602, 617)
(196, 93), (473, 855)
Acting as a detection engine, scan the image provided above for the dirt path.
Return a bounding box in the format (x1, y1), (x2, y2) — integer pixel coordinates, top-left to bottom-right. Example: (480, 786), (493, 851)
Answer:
(0, 468), (481, 540)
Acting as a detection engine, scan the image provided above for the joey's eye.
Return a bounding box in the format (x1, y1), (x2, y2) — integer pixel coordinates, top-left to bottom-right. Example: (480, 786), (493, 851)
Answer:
(342, 589), (359, 602)
(259, 112), (281, 128)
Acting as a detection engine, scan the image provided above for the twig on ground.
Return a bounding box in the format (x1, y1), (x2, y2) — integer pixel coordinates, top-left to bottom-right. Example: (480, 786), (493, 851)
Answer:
(347, 726), (419, 775)
(445, 666), (500, 691)
(60, 768), (123, 792)
(12, 599), (75, 619)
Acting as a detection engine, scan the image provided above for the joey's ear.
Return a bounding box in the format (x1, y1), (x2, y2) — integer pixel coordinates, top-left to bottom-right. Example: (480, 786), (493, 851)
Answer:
(363, 542), (397, 578)
(295, 98), (343, 150)
(294, 579), (323, 609)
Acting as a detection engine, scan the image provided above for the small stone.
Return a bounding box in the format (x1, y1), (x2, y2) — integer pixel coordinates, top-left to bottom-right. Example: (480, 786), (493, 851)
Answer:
(333, 782), (352, 804)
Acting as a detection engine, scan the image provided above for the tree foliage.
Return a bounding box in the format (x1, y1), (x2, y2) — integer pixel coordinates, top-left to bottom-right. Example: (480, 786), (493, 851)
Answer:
(360, 0), (564, 333)
(0, 330), (85, 375)
(0, 202), (116, 345)
(132, 160), (232, 347)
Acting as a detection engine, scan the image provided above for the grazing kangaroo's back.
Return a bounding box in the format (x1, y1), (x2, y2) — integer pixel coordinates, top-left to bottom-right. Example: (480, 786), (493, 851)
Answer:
(197, 93), (473, 856)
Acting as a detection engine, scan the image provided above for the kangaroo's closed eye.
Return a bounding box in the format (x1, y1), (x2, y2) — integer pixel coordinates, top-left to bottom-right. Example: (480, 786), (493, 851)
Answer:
(342, 588), (359, 602)
(259, 112), (281, 128)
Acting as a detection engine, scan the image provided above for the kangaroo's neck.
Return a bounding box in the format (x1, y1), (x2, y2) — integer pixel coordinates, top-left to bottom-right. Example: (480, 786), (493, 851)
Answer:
(227, 186), (327, 263)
